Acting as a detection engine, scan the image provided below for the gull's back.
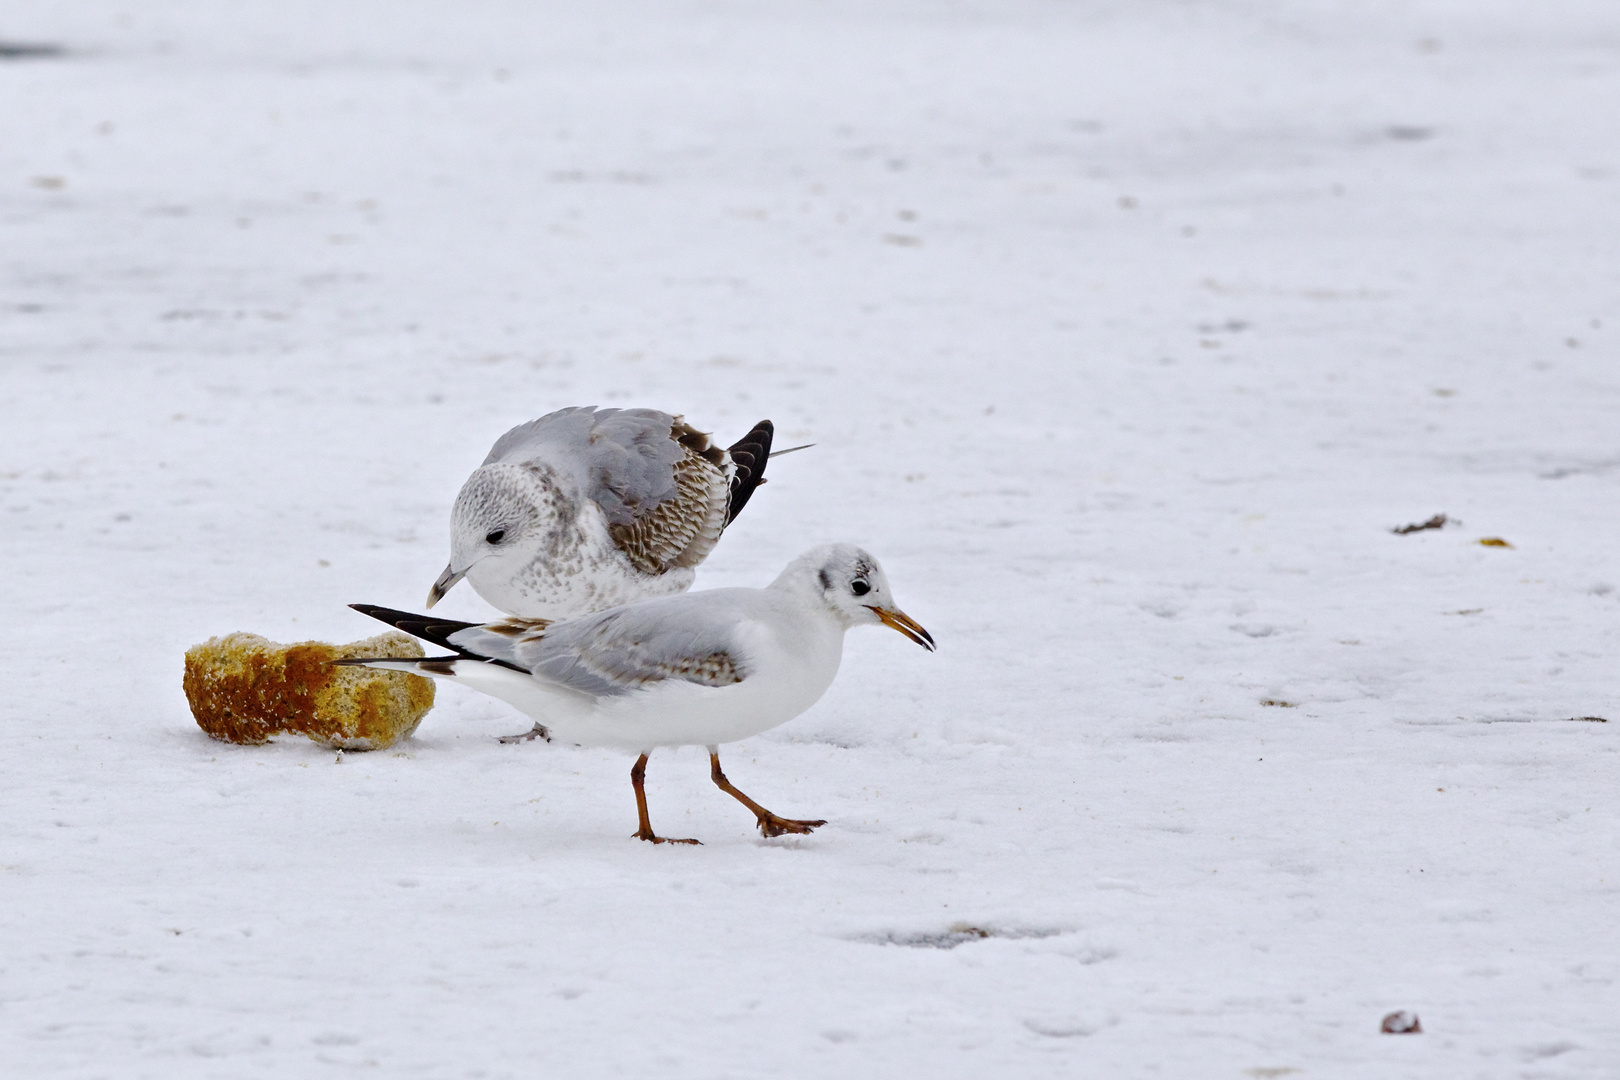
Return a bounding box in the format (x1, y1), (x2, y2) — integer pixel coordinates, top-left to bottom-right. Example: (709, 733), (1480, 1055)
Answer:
(483, 406), (693, 526)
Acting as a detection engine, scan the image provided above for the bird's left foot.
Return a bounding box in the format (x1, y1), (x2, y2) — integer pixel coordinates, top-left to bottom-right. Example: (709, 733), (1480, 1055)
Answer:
(633, 827), (702, 845)
(497, 724), (551, 744)
(756, 813), (826, 838)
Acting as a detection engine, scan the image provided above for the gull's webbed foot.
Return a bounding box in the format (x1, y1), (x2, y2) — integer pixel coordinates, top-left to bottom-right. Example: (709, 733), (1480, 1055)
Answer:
(632, 827), (702, 846)
(755, 813), (826, 839)
(497, 724), (551, 744)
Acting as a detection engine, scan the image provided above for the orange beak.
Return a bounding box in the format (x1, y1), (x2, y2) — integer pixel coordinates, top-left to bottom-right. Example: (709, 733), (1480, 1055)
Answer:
(867, 606), (936, 651)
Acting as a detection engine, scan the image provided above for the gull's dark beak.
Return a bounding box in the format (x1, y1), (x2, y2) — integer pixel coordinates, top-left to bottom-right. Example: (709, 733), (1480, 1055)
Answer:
(425, 563), (467, 609)
(867, 606), (936, 652)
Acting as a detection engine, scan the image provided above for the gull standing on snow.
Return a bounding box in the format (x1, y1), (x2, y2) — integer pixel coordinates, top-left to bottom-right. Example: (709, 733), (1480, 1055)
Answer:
(426, 406), (777, 619)
(340, 544), (934, 844)
(425, 405), (784, 742)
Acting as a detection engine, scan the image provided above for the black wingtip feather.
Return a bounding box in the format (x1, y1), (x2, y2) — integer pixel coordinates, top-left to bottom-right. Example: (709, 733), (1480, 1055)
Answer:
(725, 419), (774, 525)
(347, 604), (526, 671)
(348, 603), (479, 649)
(330, 655), (463, 674)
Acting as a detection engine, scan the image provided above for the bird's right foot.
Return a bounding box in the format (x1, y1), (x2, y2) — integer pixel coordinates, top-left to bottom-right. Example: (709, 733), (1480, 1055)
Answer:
(755, 813), (826, 838)
(497, 724), (551, 744)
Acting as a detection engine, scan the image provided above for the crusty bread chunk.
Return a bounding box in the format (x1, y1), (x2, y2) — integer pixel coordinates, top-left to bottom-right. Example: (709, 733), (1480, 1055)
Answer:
(184, 631), (434, 750)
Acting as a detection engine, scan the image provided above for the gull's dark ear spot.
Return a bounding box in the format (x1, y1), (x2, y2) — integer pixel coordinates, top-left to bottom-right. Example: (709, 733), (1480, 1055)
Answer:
(818, 568), (832, 591)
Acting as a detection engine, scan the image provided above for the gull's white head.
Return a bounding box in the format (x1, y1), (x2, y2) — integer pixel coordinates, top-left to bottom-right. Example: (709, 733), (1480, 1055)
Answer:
(427, 463), (562, 608)
(777, 543), (935, 650)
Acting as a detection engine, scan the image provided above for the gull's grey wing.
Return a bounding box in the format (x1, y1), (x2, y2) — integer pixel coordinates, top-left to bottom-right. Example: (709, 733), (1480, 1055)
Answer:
(484, 406), (738, 576)
(483, 407), (681, 512)
(506, 593), (754, 698)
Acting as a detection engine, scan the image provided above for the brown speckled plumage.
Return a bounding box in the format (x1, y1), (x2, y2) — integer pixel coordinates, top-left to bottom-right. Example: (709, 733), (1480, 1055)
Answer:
(607, 426), (732, 576)
(656, 650), (742, 687)
(445, 408), (777, 621)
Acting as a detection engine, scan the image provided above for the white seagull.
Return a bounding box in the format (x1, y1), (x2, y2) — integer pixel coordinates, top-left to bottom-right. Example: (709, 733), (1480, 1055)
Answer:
(339, 543), (934, 844)
(426, 406), (779, 620)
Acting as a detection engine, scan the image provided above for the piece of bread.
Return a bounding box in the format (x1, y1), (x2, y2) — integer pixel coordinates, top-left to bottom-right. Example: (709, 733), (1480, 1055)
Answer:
(184, 631), (435, 750)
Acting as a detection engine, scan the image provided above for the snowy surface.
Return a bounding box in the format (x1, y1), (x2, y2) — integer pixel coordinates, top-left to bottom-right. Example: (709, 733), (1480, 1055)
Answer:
(3, 1), (1619, 1075)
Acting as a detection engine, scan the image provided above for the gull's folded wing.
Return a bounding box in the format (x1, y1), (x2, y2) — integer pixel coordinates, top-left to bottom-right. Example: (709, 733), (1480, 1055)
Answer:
(514, 596), (753, 698)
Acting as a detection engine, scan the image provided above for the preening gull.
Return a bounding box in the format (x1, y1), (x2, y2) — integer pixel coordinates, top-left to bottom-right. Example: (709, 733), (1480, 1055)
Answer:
(426, 406), (777, 620)
(340, 543), (934, 844)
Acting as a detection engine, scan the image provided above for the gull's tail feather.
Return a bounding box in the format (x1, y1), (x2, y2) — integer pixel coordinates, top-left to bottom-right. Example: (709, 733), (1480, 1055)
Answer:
(725, 419), (774, 526)
(767, 442), (813, 458)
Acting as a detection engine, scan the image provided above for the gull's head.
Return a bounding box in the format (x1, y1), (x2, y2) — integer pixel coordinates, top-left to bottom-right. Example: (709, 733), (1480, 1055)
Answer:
(781, 543), (935, 650)
(427, 463), (554, 608)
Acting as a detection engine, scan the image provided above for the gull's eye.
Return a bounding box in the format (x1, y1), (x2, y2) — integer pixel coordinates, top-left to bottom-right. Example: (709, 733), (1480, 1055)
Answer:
(851, 579), (871, 596)
(485, 529), (506, 544)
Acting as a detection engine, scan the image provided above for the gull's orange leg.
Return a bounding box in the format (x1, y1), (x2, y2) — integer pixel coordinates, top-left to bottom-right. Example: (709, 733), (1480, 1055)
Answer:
(630, 752), (701, 845)
(709, 748), (825, 838)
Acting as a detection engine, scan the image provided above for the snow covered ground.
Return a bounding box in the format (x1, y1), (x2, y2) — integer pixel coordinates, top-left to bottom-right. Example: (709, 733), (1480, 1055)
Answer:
(3, 0), (1618, 1075)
